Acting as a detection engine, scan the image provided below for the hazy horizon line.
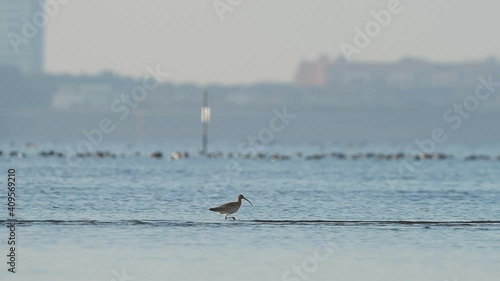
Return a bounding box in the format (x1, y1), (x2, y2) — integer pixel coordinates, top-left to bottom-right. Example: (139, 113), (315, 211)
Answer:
(40, 54), (499, 85)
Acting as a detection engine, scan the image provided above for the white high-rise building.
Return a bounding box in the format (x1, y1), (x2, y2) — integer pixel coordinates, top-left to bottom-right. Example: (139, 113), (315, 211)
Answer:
(0, 0), (44, 73)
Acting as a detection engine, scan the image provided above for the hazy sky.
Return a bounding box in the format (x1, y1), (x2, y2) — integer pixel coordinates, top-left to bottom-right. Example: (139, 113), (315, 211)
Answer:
(45, 0), (500, 84)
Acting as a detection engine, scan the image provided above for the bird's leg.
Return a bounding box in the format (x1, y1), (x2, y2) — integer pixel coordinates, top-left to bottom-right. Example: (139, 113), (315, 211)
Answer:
(224, 214), (228, 220)
(229, 216), (236, 220)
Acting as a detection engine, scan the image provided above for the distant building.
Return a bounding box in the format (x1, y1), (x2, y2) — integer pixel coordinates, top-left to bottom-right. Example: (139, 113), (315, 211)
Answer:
(0, 0), (44, 73)
(295, 55), (500, 91)
(52, 84), (114, 112)
(295, 55), (330, 87)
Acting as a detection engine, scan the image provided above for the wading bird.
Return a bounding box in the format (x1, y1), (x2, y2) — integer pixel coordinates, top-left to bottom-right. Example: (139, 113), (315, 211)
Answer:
(209, 194), (253, 220)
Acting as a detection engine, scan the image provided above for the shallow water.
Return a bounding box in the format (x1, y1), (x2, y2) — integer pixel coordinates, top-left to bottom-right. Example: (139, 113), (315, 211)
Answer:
(0, 142), (499, 281)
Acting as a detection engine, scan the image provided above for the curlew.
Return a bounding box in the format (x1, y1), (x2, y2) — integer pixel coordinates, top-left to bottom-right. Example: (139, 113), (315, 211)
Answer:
(209, 194), (253, 220)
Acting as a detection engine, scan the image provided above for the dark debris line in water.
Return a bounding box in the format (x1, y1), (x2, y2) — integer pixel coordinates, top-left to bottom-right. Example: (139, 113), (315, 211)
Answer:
(250, 220), (500, 226)
(2, 219), (499, 227)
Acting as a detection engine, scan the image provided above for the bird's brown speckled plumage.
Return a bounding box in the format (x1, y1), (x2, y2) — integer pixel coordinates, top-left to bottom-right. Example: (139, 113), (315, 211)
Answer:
(209, 194), (253, 220)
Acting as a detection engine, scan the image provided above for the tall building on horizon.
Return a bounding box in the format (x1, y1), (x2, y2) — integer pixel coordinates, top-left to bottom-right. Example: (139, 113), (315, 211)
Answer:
(0, 0), (44, 73)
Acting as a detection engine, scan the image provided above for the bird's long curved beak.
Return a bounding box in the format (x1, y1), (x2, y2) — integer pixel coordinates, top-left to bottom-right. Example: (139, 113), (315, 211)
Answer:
(243, 197), (253, 206)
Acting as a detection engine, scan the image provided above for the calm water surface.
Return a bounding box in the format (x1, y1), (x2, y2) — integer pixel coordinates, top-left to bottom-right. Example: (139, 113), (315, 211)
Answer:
(0, 142), (499, 281)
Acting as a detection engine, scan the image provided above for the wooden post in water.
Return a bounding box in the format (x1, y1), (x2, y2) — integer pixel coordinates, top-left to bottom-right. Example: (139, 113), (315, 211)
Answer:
(201, 91), (210, 155)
